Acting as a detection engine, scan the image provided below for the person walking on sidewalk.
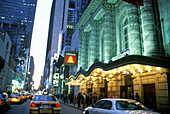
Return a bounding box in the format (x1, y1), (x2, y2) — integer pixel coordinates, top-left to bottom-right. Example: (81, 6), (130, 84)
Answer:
(86, 93), (90, 107)
(93, 92), (97, 104)
(82, 93), (86, 108)
(77, 92), (82, 108)
(135, 92), (140, 102)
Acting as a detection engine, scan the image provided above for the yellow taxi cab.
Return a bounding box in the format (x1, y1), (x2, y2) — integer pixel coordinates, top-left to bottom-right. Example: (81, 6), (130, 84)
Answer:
(30, 92), (60, 114)
(10, 93), (23, 103)
(26, 93), (33, 99)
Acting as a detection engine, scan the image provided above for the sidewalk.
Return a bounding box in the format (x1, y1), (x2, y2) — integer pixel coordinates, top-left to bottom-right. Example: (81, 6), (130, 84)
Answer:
(58, 98), (85, 111)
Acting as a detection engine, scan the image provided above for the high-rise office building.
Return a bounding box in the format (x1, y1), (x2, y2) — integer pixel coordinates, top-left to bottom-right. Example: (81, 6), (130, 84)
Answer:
(44, 0), (70, 87)
(0, 0), (37, 62)
(0, 0), (37, 91)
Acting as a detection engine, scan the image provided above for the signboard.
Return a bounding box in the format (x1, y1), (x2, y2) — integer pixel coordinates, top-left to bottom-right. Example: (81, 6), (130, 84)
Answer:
(64, 51), (77, 66)
(54, 53), (59, 61)
(15, 66), (22, 80)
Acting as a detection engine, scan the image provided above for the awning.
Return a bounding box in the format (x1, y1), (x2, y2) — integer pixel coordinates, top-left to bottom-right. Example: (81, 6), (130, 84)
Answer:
(65, 55), (170, 85)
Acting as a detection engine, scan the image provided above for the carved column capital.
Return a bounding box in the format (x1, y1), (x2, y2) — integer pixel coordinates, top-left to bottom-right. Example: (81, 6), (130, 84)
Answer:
(103, 1), (114, 11)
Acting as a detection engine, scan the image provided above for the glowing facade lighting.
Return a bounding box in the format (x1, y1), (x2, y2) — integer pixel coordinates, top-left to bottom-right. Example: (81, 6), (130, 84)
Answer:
(127, 65), (130, 69)
(94, 73), (97, 76)
(124, 70), (126, 74)
(113, 69), (116, 74)
(120, 67), (123, 71)
(130, 68), (133, 72)
(157, 67), (160, 70)
(102, 74), (104, 77)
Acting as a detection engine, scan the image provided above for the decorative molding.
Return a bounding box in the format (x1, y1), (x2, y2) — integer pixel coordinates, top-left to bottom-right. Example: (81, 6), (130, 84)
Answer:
(75, 0), (103, 30)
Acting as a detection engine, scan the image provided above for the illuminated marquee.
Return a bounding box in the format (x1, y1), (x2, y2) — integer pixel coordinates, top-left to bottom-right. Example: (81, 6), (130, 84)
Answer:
(64, 51), (77, 66)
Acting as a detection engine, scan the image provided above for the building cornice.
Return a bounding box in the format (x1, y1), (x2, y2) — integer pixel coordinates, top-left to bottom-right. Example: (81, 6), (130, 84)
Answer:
(75, 0), (103, 31)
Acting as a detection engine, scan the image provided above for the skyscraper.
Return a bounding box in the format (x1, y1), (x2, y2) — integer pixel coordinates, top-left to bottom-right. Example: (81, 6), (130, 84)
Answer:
(44, 0), (70, 88)
(0, 0), (37, 91)
(0, 0), (37, 62)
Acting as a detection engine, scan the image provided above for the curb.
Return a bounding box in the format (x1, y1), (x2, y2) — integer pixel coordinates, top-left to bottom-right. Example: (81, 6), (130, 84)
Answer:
(59, 102), (85, 111)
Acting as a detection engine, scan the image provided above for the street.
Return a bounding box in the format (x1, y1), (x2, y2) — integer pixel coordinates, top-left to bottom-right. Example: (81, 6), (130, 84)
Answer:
(3, 99), (83, 114)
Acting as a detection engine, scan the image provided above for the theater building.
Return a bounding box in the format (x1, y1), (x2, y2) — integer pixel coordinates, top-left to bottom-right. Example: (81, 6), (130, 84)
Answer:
(66, 0), (170, 111)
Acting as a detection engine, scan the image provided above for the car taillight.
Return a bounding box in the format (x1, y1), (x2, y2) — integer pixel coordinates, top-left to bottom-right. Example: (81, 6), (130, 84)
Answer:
(31, 102), (36, 107)
(17, 97), (21, 99)
(0, 99), (2, 104)
(55, 103), (60, 107)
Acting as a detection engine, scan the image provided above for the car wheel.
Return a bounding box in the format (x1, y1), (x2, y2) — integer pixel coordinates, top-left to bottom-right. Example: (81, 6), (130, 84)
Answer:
(85, 111), (89, 114)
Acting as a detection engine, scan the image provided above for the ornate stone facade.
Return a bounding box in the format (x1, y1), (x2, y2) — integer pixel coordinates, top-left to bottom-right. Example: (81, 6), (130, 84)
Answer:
(70, 0), (170, 111)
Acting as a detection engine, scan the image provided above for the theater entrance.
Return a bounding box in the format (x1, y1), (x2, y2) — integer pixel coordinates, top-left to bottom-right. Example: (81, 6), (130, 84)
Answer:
(143, 84), (156, 110)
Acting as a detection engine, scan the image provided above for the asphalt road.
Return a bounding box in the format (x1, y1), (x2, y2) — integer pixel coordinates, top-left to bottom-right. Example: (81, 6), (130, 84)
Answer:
(3, 99), (83, 114)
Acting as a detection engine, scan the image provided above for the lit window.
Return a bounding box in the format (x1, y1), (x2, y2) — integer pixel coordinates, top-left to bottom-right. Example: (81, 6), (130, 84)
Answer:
(1, 16), (5, 19)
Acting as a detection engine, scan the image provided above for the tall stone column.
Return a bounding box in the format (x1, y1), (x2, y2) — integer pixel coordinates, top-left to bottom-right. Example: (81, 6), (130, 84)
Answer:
(89, 21), (97, 66)
(140, 0), (159, 56)
(103, 4), (113, 62)
(78, 36), (82, 69)
(81, 32), (89, 69)
(128, 5), (141, 55)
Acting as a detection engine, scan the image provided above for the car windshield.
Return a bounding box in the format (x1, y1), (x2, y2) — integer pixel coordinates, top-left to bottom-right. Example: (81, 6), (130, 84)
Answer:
(116, 100), (149, 110)
(11, 93), (20, 97)
(34, 95), (56, 101)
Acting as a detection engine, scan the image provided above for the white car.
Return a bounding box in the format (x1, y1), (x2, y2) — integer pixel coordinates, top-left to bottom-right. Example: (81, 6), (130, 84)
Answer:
(83, 98), (161, 114)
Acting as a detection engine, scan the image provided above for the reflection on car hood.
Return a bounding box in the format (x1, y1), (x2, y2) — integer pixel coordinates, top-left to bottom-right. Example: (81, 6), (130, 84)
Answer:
(121, 110), (161, 114)
(84, 107), (161, 114)
(33, 101), (58, 104)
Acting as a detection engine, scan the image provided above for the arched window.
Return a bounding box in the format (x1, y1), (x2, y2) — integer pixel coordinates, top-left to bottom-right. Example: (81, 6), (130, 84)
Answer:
(123, 19), (129, 51)
(120, 18), (129, 53)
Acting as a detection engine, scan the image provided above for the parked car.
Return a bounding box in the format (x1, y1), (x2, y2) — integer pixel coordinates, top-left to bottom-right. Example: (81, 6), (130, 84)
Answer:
(30, 92), (60, 114)
(0, 93), (11, 112)
(83, 98), (161, 114)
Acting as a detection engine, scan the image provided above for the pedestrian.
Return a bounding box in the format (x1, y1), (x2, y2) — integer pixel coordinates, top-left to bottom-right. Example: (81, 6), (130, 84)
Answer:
(135, 92), (140, 102)
(98, 93), (103, 100)
(86, 93), (89, 107)
(93, 92), (97, 104)
(129, 92), (134, 100)
(74, 94), (77, 106)
(77, 92), (82, 108)
(82, 93), (86, 108)
(89, 93), (92, 105)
